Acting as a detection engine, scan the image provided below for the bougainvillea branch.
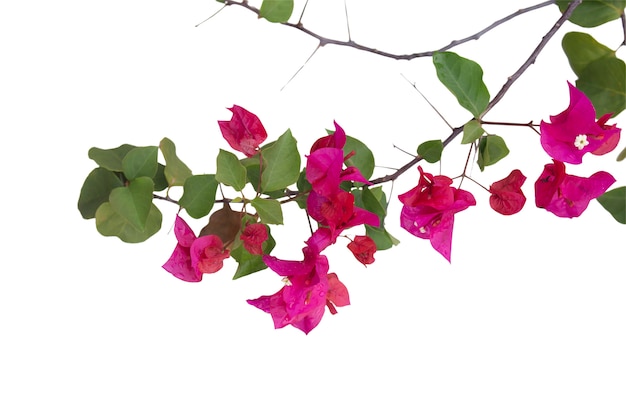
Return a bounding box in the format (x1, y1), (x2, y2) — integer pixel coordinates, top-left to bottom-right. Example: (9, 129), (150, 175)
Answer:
(78, 0), (625, 334)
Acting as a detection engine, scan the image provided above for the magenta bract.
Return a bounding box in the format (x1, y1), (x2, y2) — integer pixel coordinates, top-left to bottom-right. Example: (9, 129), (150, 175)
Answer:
(347, 235), (377, 265)
(489, 169), (527, 215)
(399, 167), (475, 262)
(310, 121), (346, 152)
(162, 215), (229, 282)
(534, 159), (615, 218)
(218, 105), (268, 157)
(540, 82), (621, 164)
(248, 247), (340, 334)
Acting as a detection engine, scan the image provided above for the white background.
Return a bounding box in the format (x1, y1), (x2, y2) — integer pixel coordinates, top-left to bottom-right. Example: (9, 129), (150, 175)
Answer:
(1, 1), (625, 416)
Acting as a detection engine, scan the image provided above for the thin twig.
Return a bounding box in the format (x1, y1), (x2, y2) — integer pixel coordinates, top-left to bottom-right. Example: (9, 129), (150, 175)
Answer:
(344, 0), (352, 41)
(298, 0), (309, 25)
(401, 73), (453, 130)
(195, 4), (227, 27)
(220, 0), (555, 60)
(280, 45), (321, 91)
(482, 0), (582, 115)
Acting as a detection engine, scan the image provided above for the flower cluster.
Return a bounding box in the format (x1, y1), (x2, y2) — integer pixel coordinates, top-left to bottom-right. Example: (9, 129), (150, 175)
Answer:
(535, 82), (618, 217)
(159, 93), (620, 334)
(247, 122), (380, 333)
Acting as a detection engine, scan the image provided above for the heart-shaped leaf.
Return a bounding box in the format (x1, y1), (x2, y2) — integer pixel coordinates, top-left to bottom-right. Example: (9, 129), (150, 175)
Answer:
(96, 201), (162, 243)
(159, 137), (192, 187)
(78, 168), (124, 219)
(108, 177), (154, 231)
(123, 146), (158, 180)
(179, 174), (218, 219)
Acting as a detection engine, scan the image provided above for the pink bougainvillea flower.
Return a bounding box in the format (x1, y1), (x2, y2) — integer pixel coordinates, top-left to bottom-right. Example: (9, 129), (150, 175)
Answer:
(306, 148), (370, 197)
(306, 190), (380, 241)
(347, 235), (377, 265)
(163, 215), (230, 281)
(310, 121), (346, 152)
(489, 169), (527, 215)
(191, 235), (230, 274)
(540, 82), (621, 164)
(534, 159), (615, 218)
(399, 167), (475, 262)
(240, 222), (268, 255)
(218, 105), (268, 157)
(247, 246), (337, 334)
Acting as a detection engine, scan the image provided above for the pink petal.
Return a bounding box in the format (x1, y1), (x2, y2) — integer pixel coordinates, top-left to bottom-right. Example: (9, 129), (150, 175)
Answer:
(218, 105), (267, 157)
(327, 273), (350, 307)
(173, 215), (196, 248)
(162, 244), (202, 282)
(306, 148), (343, 196)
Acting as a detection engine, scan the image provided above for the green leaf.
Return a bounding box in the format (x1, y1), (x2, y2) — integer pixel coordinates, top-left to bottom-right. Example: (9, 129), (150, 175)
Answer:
(179, 174), (218, 219)
(108, 177), (154, 231)
(577, 56), (626, 117)
(417, 139), (443, 163)
(241, 156), (261, 192)
(78, 167), (124, 219)
(231, 230), (276, 279)
(261, 129), (300, 193)
(122, 146), (158, 180)
(562, 32), (614, 77)
(557, 0), (625, 28)
(361, 187), (387, 222)
(365, 224), (400, 250)
(433, 51), (490, 118)
(259, 0), (294, 23)
(153, 163), (168, 192)
(477, 135), (509, 171)
(159, 137), (192, 187)
(88, 144), (136, 172)
(295, 168), (312, 209)
(617, 146), (626, 161)
(251, 197), (283, 225)
(597, 186), (626, 224)
(216, 149), (247, 191)
(462, 120), (485, 144)
(95, 202), (162, 243)
(344, 135), (375, 180)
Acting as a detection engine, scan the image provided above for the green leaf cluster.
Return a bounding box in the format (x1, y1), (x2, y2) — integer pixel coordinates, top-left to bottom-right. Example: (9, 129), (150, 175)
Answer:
(79, 144), (165, 243)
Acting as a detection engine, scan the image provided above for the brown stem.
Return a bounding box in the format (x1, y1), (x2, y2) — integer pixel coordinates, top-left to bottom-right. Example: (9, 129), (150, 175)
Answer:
(221, 0), (555, 60)
(482, 0), (582, 116)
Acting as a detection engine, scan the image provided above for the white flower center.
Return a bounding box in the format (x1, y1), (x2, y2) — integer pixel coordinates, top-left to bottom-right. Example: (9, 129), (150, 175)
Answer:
(574, 134), (589, 150)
